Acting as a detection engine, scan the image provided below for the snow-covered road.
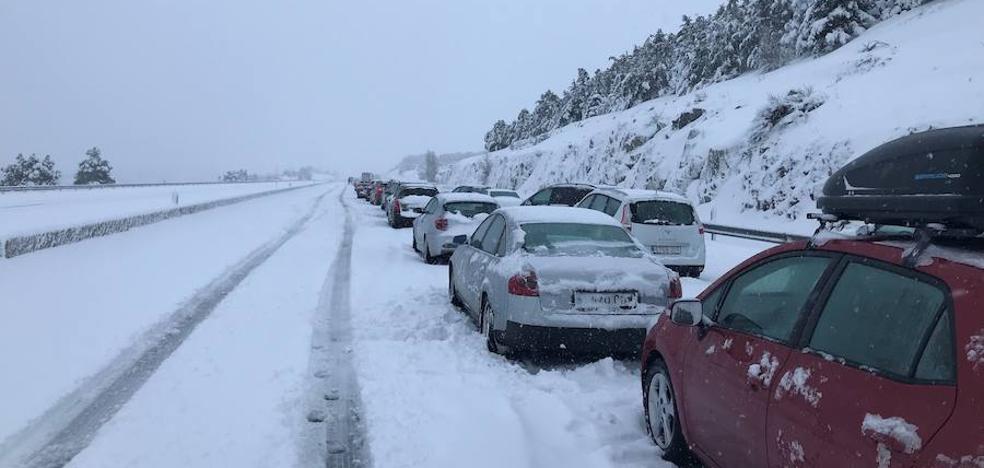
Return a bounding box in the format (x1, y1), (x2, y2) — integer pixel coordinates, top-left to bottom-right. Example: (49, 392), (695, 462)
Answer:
(345, 191), (767, 468)
(0, 185), (771, 468)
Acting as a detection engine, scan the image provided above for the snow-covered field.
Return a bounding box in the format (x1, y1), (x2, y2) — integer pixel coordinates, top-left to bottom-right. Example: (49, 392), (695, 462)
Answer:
(0, 183), (337, 464)
(0, 185), (771, 467)
(0, 181), (316, 239)
(439, 0), (984, 233)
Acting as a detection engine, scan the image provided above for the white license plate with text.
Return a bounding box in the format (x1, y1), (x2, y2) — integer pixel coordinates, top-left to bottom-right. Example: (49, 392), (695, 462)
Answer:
(574, 291), (639, 311)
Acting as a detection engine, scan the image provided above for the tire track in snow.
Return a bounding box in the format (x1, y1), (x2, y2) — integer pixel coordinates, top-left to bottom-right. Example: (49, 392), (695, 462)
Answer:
(301, 188), (370, 468)
(0, 187), (336, 468)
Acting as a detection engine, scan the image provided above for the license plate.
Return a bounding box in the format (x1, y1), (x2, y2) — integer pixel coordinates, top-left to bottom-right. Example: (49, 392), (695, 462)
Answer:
(652, 245), (682, 255)
(574, 291), (639, 311)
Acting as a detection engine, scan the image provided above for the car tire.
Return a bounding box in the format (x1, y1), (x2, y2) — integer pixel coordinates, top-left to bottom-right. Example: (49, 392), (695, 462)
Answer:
(643, 359), (689, 463)
(412, 235), (419, 253)
(448, 266), (463, 308)
(481, 298), (502, 355)
(424, 239), (436, 264)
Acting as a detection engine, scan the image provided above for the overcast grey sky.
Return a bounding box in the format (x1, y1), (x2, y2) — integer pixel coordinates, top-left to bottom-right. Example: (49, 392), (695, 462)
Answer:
(0, 1), (723, 182)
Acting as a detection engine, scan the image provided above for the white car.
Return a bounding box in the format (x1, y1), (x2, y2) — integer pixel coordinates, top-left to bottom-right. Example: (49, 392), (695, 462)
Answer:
(412, 193), (499, 263)
(576, 188), (705, 277)
(448, 206), (679, 356)
(489, 189), (522, 207)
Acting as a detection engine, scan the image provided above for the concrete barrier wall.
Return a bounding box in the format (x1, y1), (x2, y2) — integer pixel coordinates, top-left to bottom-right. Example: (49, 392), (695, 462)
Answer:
(2, 184), (316, 259)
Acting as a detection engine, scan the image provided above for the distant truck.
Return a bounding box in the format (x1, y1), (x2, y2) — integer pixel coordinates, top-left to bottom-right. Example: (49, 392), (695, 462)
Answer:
(361, 172), (374, 182)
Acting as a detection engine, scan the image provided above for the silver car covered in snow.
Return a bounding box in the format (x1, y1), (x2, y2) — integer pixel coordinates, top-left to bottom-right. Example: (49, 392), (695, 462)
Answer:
(577, 188), (706, 277)
(412, 192), (499, 264)
(448, 206), (679, 355)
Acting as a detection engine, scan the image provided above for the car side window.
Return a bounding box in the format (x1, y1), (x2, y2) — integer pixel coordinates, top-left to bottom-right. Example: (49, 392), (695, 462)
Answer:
(577, 195), (597, 209)
(480, 216), (506, 255)
(915, 311), (955, 381)
(589, 195), (608, 212)
(808, 262), (948, 379)
(424, 199), (438, 214)
(526, 189), (552, 206)
(716, 256), (832, 342)
(604, 198), (621, 216)
(470, 215), (494, 247)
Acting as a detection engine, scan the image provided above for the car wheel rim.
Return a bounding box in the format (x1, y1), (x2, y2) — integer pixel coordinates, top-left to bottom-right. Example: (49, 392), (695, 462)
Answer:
(647, 373), (676, 449)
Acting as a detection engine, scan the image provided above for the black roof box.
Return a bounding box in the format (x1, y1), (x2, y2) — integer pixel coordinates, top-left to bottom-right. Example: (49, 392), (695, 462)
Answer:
(817, 125), (984, 231)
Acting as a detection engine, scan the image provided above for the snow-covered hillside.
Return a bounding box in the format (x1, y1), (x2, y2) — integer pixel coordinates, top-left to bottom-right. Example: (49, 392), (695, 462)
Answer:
(440, 0), (983, 232)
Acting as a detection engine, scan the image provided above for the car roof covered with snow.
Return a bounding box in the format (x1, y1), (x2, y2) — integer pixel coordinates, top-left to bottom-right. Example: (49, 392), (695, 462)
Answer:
(591, 187), (691, 204)
(434, 193), (497, 204)
(496, 206), (622, 227)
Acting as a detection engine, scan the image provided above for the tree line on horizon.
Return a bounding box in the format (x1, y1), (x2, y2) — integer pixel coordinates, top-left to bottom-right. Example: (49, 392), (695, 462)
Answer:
(0, 147), (114, 186)
(484, 0), (929, 152)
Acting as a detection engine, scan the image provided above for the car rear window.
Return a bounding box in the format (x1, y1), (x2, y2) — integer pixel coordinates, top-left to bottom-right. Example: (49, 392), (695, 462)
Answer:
(400, 187), (438, 197)
(520, 223), (641, 258)
(443, 202), (497, 218)
(631, 200), (695, 225)
(551, 187), (593, 206)
(808, 262), (951, 380)
(490, 191), (519, 198)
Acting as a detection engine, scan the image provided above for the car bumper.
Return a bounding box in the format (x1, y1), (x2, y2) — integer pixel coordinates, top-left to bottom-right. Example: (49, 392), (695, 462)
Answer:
(497, 321), (648, 354)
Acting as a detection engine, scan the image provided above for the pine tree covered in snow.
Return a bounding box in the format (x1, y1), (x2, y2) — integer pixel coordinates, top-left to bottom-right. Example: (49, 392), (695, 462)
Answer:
(483, 0), (931, 151)
(795, 0), (877, 55)
(74, 147), (116, 185)
(1, 153), (61, 186)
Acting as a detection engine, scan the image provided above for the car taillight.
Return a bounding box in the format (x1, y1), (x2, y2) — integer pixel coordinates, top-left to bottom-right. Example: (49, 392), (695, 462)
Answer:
(508, 271), (539, 297)
(620, 205), (632, 232)
(393, 200), (401, 213)
(698, 224), (705, 236)
(435, 218), (448, 231)
(668, 273), (682, 300)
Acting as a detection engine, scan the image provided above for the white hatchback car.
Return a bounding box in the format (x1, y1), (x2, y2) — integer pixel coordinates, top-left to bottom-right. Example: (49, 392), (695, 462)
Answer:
(577, 188), (705, 277)
(412, 193), (499, 263)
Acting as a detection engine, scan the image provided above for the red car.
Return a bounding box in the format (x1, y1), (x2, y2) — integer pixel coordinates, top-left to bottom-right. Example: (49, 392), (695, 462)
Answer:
(642, 126), (984, 467)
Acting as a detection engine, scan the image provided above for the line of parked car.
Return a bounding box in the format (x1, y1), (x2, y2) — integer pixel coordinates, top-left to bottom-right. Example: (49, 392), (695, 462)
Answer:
(353, 125), (984, 468)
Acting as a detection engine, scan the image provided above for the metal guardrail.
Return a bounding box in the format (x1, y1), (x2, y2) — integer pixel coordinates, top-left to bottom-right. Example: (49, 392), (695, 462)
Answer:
(703, 223), (810, 244)
(0, 180), (301, 193)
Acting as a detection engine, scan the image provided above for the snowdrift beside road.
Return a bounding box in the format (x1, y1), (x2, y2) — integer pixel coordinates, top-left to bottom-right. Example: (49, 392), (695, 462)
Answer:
(441, 0), (983, 232)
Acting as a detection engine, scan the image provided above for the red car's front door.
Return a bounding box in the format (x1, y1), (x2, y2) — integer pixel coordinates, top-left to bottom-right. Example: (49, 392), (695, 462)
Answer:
(766, 258), (957, 467)
(681, 254), (836, 467)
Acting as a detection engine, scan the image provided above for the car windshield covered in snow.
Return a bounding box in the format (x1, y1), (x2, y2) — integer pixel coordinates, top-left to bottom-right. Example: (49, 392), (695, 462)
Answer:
(631, 200), (695, 225)
(400, 187), (438, 197)
(444, 201), (497, 218)
(490, 190), (519, 198)
(519, 222), (643, 257)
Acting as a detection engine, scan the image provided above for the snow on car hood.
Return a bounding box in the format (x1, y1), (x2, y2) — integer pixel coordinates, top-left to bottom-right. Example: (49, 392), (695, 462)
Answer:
(496, 253), (671, 311)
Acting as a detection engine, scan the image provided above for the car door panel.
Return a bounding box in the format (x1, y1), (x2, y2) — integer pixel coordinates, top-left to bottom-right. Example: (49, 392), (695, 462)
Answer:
(767, 258), (958, 467)
(681, 253), (836, 467)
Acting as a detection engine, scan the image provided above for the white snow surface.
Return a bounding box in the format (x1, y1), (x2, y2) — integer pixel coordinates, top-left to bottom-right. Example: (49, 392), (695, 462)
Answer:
(862, 413), (923, 454)
(0, 184), (332, 447)
(66, 187), (346, 467)
(0, 181), (314, 238)
(440, 0), (984, 232)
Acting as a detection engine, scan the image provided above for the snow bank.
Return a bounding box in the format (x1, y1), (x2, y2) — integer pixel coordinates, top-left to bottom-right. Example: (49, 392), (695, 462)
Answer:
(440, 0), (984, 231)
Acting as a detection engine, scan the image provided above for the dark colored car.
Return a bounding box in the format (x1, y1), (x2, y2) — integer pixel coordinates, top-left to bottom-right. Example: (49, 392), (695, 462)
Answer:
(521, 184), (595, 207)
